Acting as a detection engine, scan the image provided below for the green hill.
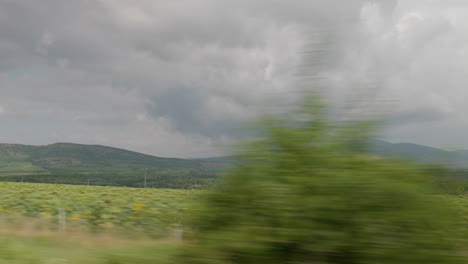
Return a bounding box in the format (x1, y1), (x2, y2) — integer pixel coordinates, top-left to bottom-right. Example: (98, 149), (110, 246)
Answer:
(0, 143), (205, 172)
(0, 143), (228, 188)
(3, 140), (468, 188)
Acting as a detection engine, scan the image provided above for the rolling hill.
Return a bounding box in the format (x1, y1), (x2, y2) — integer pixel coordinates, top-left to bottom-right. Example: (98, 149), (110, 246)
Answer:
(0, 142), (208, 173)
(1, 140), (468, 188)
(0, 143), (230, 188)
(368, 139), (468, 168)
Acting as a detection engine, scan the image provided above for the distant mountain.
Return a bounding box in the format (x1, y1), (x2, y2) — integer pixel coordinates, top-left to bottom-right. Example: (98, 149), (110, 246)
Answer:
(2, 140), (465, 174)
(368, 139), (468, 168)
(454, 149), (468, 156)
(0, 142), (216, 174)
(192, 156), (235, 163)
(1, 140), (468, 188)
(0, 142), (231, 188)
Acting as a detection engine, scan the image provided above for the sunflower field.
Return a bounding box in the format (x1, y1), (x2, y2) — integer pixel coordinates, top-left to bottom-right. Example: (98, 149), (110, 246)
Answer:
(0, 182), (196, 236)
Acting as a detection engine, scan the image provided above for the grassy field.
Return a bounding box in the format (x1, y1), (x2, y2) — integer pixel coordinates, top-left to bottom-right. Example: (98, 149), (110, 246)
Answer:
(0, 233), (180, 264)
(0, 182), (196, 236)
(3, 182), (468, 263)
(0, 182), (195, 263)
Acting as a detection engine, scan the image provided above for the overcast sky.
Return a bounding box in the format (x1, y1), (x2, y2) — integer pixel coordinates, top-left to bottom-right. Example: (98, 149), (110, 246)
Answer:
(0, 0), (467, 157)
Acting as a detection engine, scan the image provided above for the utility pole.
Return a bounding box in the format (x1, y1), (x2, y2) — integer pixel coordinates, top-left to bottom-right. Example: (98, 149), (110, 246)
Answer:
(144, 168), (147, 188)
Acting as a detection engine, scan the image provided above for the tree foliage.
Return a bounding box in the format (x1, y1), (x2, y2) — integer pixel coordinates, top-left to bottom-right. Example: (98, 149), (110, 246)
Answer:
(178, 95), (462, 264)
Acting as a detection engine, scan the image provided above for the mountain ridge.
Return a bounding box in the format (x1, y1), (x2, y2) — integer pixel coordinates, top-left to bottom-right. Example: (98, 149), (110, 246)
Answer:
(0, 142), (230, 188)
(0, 142), (186, 159)
(0, 140), (467, 188)
(368, 139), (468, 168)
(0, 142), (212, 174)
(0, 140), (467, 170)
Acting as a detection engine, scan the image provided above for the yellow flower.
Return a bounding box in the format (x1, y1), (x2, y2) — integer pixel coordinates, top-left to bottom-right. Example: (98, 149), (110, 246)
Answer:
(82, 212), (93, 219)
(133, 203), (144, 211)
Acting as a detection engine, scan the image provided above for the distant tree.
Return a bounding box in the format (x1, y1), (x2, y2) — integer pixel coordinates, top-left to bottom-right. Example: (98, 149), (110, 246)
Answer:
(177, 94), (462, 264)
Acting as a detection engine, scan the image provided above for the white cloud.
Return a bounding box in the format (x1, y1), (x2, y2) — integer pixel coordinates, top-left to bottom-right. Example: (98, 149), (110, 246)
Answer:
(321, 0), (468, 149)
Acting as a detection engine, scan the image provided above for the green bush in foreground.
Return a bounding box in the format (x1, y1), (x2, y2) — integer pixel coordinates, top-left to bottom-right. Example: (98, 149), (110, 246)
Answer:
(179, 95), (463, 264)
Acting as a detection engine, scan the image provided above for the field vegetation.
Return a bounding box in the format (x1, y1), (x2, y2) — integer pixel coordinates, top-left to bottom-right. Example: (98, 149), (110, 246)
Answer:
(0, 168), (219, 189)
(0, 182), (195, 237)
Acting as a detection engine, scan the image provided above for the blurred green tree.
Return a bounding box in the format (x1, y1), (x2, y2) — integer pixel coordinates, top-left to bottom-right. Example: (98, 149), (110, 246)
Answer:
(179, 94), (462, 264)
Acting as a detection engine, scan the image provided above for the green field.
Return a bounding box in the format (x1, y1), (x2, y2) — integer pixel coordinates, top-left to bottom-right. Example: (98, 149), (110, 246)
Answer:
(0, 236), (179, 264)
(2, 182), (468, 264)
(0, 182), (196, 236)
(0, 182), (196, 263)
(0, 182), (200, 263)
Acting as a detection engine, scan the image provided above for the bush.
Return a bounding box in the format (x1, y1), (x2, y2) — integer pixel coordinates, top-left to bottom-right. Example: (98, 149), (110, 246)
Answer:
(178, 95), (462, 264)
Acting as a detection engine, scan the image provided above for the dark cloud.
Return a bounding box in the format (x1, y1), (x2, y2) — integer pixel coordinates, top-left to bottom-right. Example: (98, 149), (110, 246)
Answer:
(2, 0), (467, 156)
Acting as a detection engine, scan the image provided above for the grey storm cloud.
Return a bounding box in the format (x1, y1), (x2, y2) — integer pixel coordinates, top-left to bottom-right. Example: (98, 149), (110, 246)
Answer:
(1, 0), (467, 157)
